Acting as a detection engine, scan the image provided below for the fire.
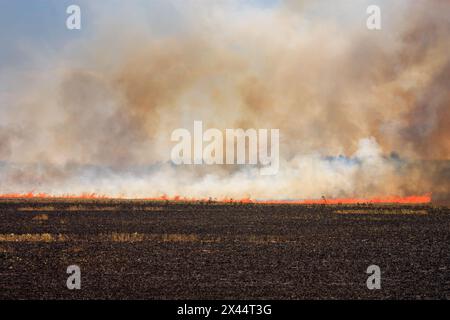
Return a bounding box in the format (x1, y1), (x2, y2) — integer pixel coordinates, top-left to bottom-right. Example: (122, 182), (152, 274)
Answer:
(252, 194), (432, 205)
(0, 192), (108, 200)
(0, 192), (432, 204)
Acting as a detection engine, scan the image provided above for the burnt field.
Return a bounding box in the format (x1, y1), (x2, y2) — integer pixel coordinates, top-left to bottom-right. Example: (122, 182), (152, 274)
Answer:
(0, 199), (448, 300)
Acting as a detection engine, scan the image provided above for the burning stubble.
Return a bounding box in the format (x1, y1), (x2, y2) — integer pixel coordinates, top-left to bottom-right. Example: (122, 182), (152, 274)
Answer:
(0, 0), (449, 202)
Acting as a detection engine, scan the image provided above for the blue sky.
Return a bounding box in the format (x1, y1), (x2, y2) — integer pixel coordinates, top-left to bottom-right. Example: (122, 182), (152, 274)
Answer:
(0, 1), (92, 68)
(0, 0), (401, 73)
(0, 0), (284, 74)
(0, 0), (285, 100)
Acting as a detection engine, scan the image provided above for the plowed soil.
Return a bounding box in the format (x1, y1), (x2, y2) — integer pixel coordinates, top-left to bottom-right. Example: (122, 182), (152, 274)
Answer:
(0, 199), (448, 299)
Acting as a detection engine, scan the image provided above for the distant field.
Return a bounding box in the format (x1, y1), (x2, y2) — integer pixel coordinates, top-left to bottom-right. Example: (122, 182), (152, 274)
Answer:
(0, 199), (448, 299)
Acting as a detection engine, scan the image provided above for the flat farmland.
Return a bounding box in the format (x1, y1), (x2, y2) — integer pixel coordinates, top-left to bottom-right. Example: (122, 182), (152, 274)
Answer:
(0, 199), (448, 299)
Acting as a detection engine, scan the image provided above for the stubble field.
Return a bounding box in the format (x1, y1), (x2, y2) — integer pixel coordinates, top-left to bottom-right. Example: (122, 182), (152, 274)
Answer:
(0, 199), (448, 299)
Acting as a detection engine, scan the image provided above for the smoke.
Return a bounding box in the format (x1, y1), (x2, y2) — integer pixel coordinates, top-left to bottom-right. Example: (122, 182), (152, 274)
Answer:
(0, 0), (449, 201)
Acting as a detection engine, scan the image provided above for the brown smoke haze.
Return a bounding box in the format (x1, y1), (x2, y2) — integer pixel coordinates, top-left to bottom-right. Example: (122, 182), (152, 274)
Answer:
(0, 0), (449, 201)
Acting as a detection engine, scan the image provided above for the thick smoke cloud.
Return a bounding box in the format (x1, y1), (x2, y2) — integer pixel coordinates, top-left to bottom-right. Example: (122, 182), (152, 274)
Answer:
(0, 0), (448, 201)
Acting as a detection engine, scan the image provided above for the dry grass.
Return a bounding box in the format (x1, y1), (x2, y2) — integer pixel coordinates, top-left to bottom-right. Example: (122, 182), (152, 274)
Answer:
(32, 214), (49, 221)
(0, 233), (294, 244)
(63, 246), (84, 253)
(334, 209), (428, 215)
(136, 207), (164, 212)
(0, 233), (201, 243)
(65, 205), (118, 211)
(108, 232), (145, 242)
(18, 206), (54, 212)
(107, 233), (198, 242)
(18, 205), (120, 212)
(0, 233), (68, 242)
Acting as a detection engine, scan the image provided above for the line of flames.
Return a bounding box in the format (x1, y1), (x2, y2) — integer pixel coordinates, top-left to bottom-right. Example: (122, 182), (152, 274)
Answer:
(0, 192), (432, 204)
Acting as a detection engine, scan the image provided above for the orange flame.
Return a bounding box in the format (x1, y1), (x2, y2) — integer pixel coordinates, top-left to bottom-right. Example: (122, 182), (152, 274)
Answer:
(0, 192), (432, 204)
(0, 192), (108, 200)
(251, 194), (432, 205)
